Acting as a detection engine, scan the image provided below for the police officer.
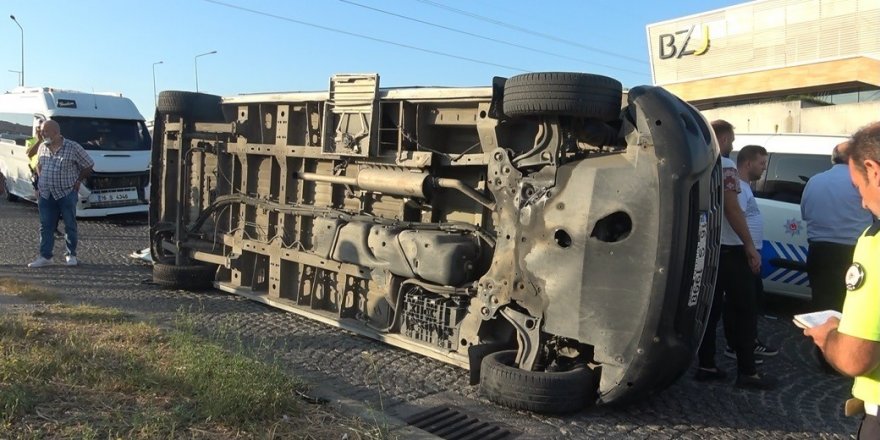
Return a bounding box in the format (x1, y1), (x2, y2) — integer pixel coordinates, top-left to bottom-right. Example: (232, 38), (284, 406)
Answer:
(806, 121), (880, 439)
(25, 120), (45, 193)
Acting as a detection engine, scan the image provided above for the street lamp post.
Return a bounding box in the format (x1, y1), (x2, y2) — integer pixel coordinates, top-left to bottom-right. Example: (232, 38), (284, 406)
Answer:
(194, 50), (217, 92)
(8, 70), (21, 87)
(152, 61), (163, 106)
(10, 15), (23, 86)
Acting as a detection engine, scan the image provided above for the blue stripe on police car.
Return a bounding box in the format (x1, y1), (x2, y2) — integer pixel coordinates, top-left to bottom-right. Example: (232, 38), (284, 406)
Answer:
(761, 240), (809, 286)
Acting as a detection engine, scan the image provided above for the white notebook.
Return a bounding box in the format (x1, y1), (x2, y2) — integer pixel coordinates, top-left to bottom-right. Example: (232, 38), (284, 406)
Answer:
(793, 310), (843, 329)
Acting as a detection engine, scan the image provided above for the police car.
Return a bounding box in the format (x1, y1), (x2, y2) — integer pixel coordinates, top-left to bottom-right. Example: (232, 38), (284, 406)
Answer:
(732, 133), (849, 300)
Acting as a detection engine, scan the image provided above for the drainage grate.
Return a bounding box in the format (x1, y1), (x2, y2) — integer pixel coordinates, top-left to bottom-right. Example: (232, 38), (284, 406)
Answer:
(403, 406), (515, 440)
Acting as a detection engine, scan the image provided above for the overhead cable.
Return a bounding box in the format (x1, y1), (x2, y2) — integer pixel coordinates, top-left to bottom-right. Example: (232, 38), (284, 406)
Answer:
(417, 0), (647, 65)
(339, 0), (646, 76)
(203, 0), (529, 73)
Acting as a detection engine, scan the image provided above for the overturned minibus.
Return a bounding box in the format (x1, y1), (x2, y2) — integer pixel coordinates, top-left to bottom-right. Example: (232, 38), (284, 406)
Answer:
(149, 72), (721, 413)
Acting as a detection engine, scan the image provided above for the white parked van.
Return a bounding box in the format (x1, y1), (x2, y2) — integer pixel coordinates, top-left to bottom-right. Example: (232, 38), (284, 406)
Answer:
(0, 87), (151, 217)
(732, 133), (850, 301)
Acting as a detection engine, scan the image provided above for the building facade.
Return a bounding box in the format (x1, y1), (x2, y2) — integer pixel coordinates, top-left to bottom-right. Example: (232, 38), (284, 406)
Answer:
(647, 0), (880, 135)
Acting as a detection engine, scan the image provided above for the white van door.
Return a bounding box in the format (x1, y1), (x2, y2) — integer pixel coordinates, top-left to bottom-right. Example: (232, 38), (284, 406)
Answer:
(0, 137), (35, 201)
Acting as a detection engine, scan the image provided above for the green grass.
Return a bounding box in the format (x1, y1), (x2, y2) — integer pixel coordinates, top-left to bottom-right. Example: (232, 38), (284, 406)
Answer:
(0, 277), (61, 303)
(0, 303), (388, 439)
(38, 305), (131, 323)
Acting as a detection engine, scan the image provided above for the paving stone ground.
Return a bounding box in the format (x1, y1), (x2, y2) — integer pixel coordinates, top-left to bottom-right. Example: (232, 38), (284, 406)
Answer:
(0, 198), (859, 438)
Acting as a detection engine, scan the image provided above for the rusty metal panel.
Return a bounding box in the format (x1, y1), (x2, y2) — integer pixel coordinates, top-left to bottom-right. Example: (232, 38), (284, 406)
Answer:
(321, 74), (379, 157)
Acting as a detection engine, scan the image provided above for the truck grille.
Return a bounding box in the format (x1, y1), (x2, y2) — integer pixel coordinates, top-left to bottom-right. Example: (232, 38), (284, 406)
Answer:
(87, 172), (149, 191)
(85, 172), (150, 208)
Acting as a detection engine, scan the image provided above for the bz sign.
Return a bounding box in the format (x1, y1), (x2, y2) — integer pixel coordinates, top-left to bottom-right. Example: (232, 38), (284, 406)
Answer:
(659, 25), (710, 60)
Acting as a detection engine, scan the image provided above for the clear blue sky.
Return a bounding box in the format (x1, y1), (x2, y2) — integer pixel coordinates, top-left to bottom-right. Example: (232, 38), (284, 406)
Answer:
(2, 0), (741, 119)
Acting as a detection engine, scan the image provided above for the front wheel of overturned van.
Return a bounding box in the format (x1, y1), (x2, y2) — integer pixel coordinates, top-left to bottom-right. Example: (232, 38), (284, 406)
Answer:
(480, 350), (595, 414)
(502, 72), (622, 121)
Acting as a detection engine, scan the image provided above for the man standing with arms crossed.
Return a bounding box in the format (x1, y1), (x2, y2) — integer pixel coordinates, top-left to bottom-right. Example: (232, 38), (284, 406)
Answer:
(696, 120), (774, 389)
(27, 120), (93, 268)
(807, 122), (880, 438)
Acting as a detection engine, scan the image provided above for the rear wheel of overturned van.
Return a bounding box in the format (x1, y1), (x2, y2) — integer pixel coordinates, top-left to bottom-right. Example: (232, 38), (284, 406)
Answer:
(150, 91), (225, 285)
(152, 263), (217, 291)
(156, 91), (225, 122)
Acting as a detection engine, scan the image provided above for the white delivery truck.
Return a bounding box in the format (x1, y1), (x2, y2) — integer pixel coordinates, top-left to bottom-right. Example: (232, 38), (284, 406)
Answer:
(0, 87), (152, 217)
(732, 133), (850, 300)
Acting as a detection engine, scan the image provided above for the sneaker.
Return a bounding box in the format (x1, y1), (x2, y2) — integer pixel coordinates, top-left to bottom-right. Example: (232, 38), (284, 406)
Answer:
(723, 347), (764, 365)
(695, 367), (727, 382)
(735, 373), (776, 390)
(65, 256), (78, 266)
(754, 339), (779, 356)
(28, 256), (52, 268)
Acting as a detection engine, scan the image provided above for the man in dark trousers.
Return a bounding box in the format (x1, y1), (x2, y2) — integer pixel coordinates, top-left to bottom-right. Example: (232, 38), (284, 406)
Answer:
(723, 145), (778, 362)
(806, 121), (880, 439)
(802, 141), (873, 312)
(695, 120), (775, 390)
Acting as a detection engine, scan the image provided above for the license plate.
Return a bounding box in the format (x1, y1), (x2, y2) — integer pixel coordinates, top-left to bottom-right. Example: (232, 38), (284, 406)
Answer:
(89, 189), (137, 204)
(687, 212), (709, 307)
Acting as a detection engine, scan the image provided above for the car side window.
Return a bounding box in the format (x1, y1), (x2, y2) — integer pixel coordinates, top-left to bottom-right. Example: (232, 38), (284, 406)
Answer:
(755, 153), (831, 204)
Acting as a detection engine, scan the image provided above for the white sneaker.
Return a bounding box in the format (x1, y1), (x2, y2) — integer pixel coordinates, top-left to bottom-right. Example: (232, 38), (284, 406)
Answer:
(65, 256), (78, 266)
(28, 256), (52, 268)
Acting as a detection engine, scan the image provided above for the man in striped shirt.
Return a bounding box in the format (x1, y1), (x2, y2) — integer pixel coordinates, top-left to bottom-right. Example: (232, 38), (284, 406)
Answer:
(28, 120), (94, 268)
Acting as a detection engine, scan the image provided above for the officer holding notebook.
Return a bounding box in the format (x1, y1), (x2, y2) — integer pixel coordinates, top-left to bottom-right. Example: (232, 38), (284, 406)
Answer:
(805, 121), (880, 439)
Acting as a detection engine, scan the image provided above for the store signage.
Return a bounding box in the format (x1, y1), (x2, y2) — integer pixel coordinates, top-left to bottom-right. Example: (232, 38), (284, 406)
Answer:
(658, 25), (710, 60)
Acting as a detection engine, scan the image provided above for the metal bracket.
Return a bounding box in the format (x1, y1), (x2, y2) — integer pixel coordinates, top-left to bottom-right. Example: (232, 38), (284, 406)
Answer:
(499, 307), (542, 371)
(512, 117), (562, 169)
(322, 74), (379, 157)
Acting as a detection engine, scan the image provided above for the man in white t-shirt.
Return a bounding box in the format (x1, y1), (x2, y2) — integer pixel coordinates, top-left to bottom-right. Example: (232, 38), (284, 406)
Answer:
(722, 145), (779, 361)
(736, 145), (767, 253)
(696, 121), (775, 390)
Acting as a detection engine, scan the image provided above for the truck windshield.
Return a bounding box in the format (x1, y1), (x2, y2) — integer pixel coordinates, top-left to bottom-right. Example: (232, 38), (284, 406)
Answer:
(53, 116), (151, 151)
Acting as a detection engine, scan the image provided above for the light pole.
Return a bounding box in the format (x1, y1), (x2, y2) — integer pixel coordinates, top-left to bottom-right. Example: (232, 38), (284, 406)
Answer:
(8, 70), (21, 87)
(194, 50), (216, 92)
(152, 61), (163, 106)
(10, 15), (23, 86)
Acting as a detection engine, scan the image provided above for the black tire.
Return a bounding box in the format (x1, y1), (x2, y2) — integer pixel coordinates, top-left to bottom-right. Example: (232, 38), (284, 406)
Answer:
(153, 263), (216, 291)
(480, 350), (593, 414)
(156, 91), (225, 122)
(3, 175), (17, 202)
(150, 227), (176, 265)
(502, 72), (622, 121)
